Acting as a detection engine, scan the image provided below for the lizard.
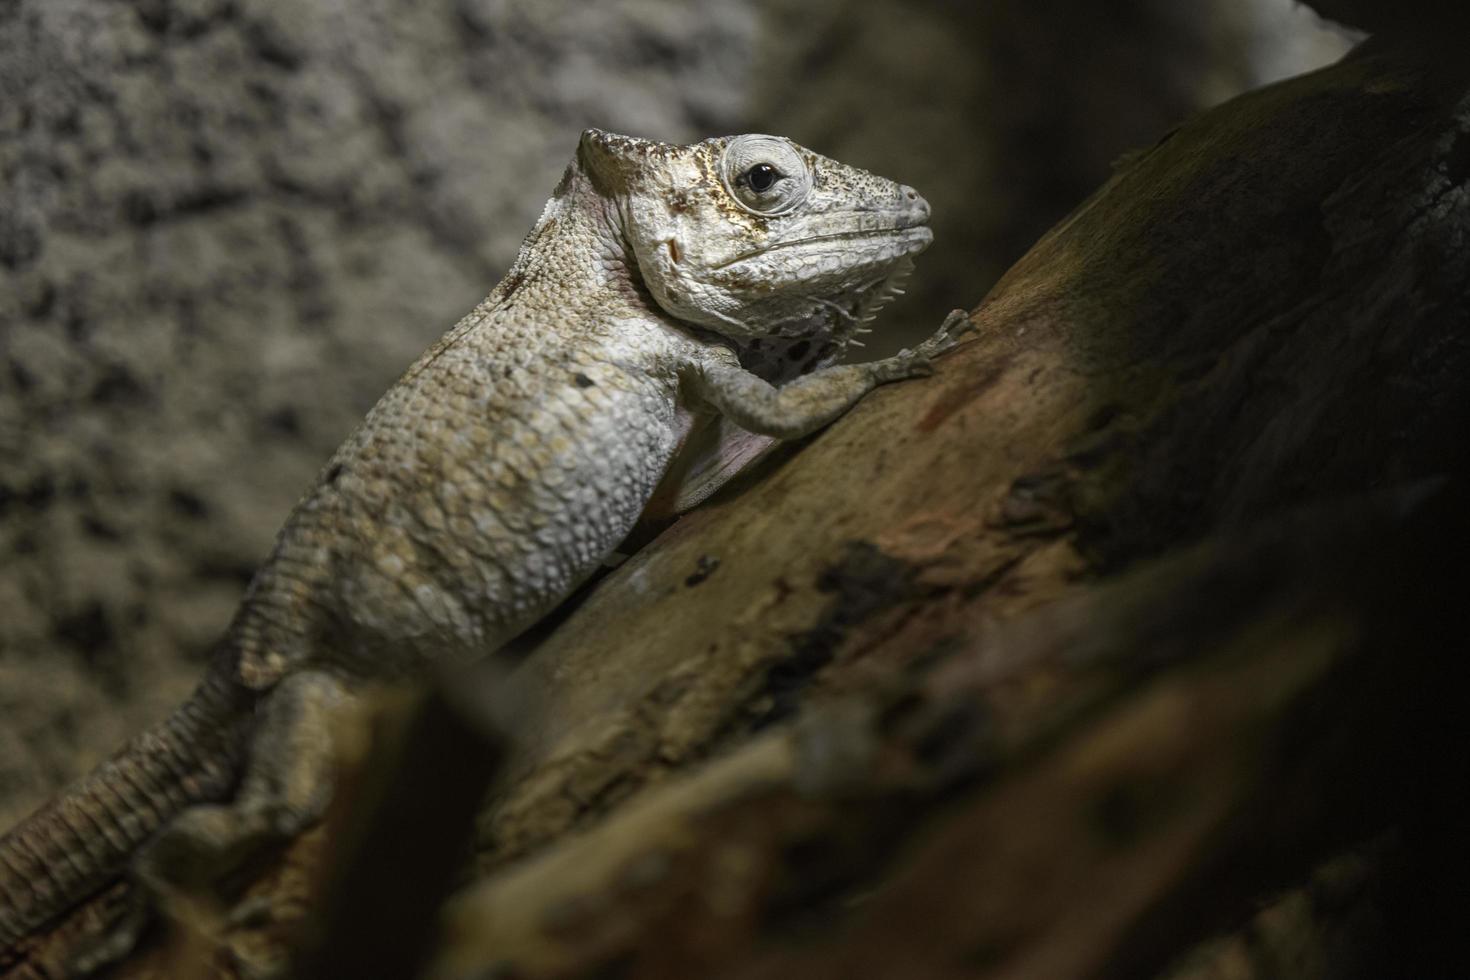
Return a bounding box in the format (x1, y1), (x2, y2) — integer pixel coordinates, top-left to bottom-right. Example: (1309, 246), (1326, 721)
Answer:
(0, 128), (972, 965)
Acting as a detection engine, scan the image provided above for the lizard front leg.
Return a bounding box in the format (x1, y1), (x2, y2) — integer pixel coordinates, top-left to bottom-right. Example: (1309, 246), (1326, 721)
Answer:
(687, 309), (975, 440)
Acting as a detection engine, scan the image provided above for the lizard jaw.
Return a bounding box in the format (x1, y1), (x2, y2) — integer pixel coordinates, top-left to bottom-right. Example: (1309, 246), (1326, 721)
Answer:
(709, 221), (932, 272)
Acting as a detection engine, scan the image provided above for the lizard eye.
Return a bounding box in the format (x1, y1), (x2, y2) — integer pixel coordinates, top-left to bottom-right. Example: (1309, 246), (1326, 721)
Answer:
(721, 135), (810, 216)
(743, 163), (781, 192)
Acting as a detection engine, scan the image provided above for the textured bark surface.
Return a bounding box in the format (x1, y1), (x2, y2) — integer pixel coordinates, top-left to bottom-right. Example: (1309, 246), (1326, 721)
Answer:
(8, 37), (1463, 980)
(432, 494), (1458, 980)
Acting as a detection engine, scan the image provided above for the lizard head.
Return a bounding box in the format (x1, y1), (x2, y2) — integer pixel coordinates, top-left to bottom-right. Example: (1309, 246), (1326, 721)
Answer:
(580, 129), (932, 379)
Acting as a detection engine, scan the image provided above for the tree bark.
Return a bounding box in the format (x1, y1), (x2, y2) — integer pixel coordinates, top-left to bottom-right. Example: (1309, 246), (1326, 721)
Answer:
(8, 37), (1469, 980)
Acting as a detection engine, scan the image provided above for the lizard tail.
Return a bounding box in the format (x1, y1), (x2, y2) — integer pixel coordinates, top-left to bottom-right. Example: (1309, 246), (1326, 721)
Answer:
(0, 665), (250, 951)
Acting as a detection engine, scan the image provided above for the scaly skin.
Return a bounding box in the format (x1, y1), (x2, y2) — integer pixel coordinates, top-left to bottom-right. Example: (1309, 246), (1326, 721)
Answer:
(0, 129), (971, 960)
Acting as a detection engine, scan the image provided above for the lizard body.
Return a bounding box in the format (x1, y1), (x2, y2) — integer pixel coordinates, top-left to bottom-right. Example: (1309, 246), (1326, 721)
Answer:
(0, 129), (968, 959)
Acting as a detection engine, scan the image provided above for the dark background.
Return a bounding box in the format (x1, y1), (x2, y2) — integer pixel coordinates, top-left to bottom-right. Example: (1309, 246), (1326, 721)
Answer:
(0, 0), (1354, 828)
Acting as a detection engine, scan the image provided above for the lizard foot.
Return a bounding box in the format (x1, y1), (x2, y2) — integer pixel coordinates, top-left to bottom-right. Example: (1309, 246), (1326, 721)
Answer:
(137, 802), (294, 900)
(871, 308), (977, 382)
(62, 889), (153, 978)
(917, 308), (978, 358)
(55, 813), (280, 980)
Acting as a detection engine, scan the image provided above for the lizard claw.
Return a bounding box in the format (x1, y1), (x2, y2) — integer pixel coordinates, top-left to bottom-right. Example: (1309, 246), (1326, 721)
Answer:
(914, 309), (976, 359)
(870, 310), (975, 383)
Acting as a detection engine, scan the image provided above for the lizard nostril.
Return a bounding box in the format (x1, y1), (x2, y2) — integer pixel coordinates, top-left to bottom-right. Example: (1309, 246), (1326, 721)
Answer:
(899, 186), (930, 222)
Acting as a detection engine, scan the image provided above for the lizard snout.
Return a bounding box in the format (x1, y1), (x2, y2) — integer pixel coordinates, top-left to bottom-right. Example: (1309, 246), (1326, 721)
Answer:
(897, 185), (931, 225)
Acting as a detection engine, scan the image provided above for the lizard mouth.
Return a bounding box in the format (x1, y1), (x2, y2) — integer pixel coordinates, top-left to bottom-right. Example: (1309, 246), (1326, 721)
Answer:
(710, 217), (932, 271)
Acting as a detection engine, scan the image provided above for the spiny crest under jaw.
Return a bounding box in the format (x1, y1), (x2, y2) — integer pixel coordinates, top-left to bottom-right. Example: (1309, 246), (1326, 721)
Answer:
(736, 256), (917, 383)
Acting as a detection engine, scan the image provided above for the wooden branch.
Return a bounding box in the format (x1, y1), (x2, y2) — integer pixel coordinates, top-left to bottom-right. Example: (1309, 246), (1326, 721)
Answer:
(431, 486), (1465, 979)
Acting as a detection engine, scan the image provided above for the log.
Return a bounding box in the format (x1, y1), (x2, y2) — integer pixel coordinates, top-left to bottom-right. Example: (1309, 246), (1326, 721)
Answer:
(433, 485), (1464, 980)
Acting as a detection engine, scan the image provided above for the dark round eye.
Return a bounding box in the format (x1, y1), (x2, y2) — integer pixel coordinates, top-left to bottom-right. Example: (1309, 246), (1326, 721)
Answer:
(743, 163), (782, 193)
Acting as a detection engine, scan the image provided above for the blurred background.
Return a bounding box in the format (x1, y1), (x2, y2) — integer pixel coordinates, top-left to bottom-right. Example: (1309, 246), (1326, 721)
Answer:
(0, 0), (1355, 827)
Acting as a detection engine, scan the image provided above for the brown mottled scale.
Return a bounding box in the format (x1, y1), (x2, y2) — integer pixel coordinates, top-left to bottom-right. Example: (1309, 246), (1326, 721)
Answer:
(0, 128), (971, 957)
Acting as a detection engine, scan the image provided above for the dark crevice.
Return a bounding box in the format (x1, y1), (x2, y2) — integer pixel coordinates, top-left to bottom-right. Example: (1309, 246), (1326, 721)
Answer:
(747, 541), (921, 732)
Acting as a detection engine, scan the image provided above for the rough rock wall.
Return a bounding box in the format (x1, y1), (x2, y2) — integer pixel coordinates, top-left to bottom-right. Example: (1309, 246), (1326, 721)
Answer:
(0, 0), (1350, 827)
